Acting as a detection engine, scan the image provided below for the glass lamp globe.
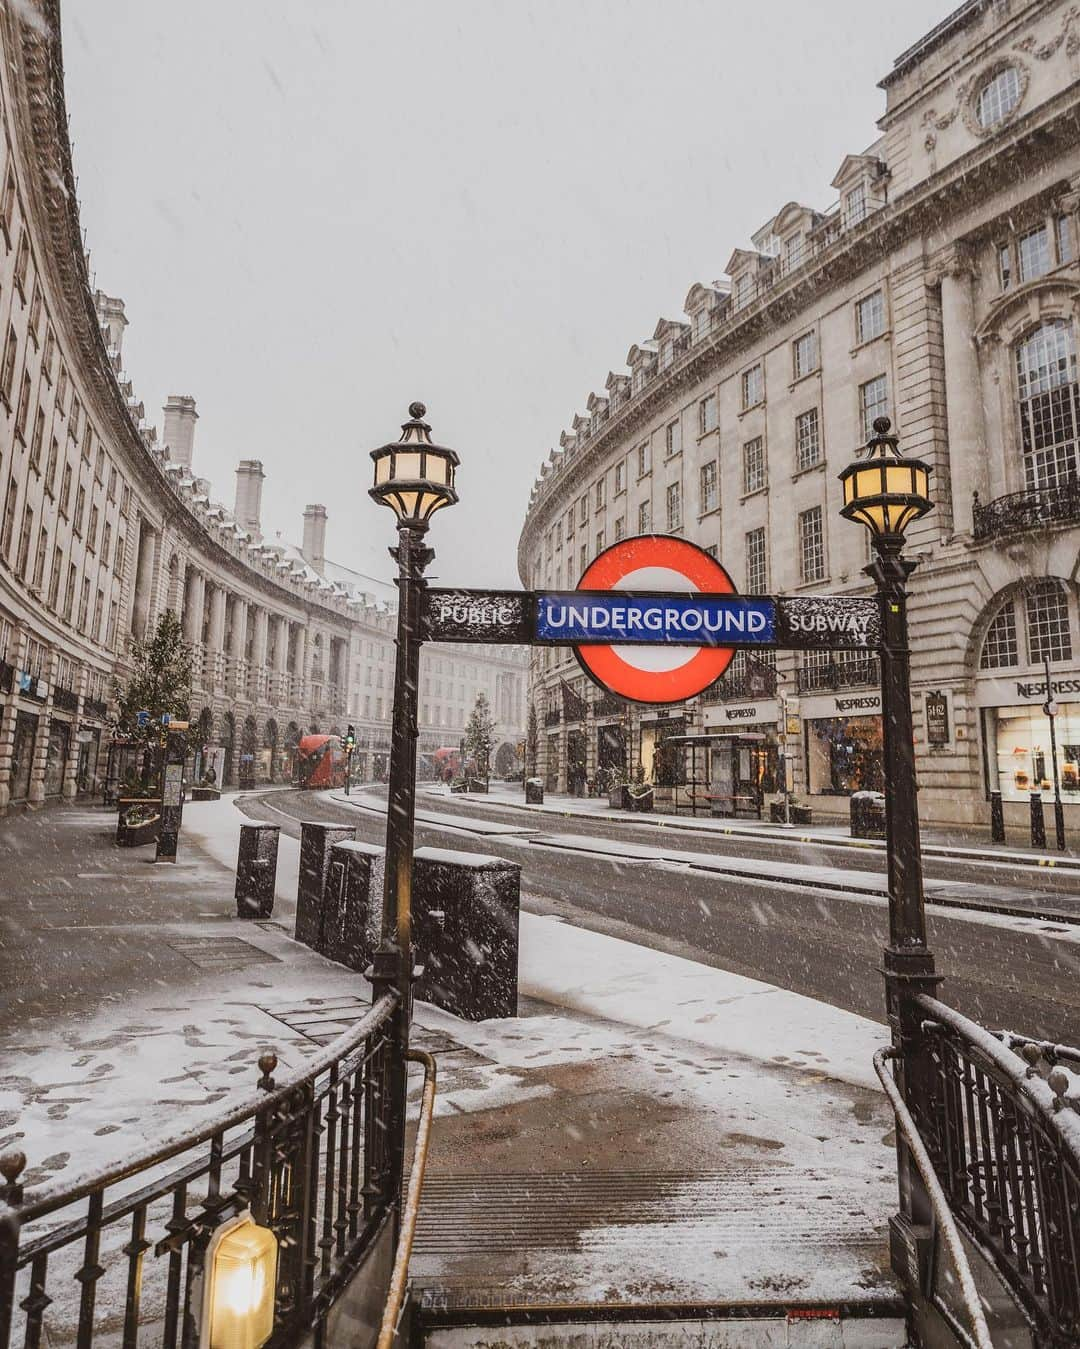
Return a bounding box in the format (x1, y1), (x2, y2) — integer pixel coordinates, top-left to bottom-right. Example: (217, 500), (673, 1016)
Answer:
(369, 402), (459, 525)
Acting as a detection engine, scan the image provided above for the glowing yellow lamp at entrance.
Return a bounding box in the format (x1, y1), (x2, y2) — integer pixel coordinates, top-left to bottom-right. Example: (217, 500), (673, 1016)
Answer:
(839, 416), (932, 539)
(203, 1215), (278, 1349)
(369, 401), (460, 525)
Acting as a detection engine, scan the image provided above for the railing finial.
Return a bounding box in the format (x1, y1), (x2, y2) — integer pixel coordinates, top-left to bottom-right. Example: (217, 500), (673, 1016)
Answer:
(0, 1149), (26, 1205)
(257, 1052), (278, 1092)
(1048, 1067), (1072, 1111)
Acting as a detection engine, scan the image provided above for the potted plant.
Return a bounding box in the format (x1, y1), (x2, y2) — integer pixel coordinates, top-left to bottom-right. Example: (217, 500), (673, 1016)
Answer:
(626, 780), (654, 813)
(770, 796), (813, 826)
(116, 798), (162, 847)
(449, 775), (468, 794)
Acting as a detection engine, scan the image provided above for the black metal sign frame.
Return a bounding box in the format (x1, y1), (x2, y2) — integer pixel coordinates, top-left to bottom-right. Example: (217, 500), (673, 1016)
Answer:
(421, 587), (881, 652)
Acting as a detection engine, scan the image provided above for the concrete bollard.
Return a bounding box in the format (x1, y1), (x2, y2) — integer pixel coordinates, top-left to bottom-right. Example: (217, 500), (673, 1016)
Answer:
(296, 822), (355, 948)
(413, 847), (521, 1021)
(324, 840), (385, 969)
(235, 822), (281, 919)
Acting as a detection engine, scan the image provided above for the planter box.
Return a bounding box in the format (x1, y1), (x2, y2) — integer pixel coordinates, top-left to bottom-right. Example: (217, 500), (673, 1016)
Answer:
(116, 799), (162, 847)
(608, 785), (629, 810)
(190, 786), (221, 802)
(467, 779), (489, 794)
(627, 790), (654, 813)
(770, 801), (813, 826)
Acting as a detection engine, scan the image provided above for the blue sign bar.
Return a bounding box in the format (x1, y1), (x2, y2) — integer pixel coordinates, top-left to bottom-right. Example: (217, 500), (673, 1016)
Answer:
(535, 593), (776, 645)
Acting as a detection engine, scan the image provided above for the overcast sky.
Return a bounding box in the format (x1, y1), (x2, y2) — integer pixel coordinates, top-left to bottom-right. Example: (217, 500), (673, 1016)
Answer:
(61, 0), (949, 590)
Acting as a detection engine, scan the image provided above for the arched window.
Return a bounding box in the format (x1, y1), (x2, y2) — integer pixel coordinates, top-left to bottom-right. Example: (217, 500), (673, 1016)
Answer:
(1015, 321), (1079, 490)
(980, 601), (1018, 669)
(1025, 580), (1073, 665)
(976, 66), (1021, 129)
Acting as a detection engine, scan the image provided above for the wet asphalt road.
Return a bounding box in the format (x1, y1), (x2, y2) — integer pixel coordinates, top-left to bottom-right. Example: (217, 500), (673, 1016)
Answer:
(241, 786), (1080, 1044)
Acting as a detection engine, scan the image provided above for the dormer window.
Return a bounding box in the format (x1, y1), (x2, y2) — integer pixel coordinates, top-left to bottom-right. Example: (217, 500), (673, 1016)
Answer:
(660, 340), (674, 370)
(632, 366), (647, 392)
(693, 309), (711, 341)
(734, 274), (752, 309)
(783, 234), (803, 272)
(843, 183), (866, 229)
(975, 65), (1021, 130)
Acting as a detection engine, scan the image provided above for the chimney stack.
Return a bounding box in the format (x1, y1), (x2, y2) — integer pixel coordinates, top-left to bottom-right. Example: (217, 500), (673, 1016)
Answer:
(162, 395), (198, 470)
(234, 460), (265, 539)
(302, 504), (327, 574)
(93, 291), (128, 361)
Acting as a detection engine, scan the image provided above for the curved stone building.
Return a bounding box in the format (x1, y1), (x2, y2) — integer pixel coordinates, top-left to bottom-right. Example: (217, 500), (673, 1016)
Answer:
(519, 0), (1080, 830)
(0, 0), (526, 808)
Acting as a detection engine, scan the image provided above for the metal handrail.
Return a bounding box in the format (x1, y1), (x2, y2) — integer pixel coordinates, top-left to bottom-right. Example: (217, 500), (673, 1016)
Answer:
(4, 992), (399, 1226)
(873, 1047), (994, 1349)
(377, 1049), (437, 1349)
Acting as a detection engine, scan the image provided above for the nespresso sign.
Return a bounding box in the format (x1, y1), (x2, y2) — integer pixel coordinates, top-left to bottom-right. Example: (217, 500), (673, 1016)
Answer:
(1015, 677), (1080, 699)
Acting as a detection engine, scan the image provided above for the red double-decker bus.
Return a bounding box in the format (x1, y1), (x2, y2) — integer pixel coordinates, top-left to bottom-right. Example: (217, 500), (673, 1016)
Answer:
(295, 734), (347, 789)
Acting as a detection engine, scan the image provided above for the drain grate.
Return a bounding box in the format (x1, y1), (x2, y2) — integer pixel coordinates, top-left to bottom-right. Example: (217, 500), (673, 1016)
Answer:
(168, 937), (280, 972)
(259, 996), (466, 1052)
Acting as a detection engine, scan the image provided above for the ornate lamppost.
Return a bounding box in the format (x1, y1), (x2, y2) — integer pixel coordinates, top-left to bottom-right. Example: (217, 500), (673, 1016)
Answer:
(839, 416), (939, 1247)
(368, 402), (459, 1213)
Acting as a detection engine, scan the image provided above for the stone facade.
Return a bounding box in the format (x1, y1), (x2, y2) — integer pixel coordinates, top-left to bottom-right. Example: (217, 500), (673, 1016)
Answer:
(518, 0), (1080, 830)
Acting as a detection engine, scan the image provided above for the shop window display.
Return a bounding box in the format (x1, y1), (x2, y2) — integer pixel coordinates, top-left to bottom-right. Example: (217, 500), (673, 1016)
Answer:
(806, 714), (884, 795)
(984, 703), (1080, 801)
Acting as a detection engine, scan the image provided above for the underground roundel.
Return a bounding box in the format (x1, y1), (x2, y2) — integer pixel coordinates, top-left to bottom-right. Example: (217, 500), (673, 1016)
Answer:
(572, 535), (739, 705)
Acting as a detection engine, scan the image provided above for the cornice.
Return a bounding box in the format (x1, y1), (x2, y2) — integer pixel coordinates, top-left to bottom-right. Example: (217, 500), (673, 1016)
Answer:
(517, 85), (1080, 578)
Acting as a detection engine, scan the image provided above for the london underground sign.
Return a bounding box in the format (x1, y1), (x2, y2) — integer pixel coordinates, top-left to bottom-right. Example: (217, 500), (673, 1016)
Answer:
(552, 536), (754, 704)
(421, 534), (881, 704)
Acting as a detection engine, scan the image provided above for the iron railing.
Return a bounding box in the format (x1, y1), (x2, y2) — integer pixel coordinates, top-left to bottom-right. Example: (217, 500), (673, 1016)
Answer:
(795, 656), (879, 693)
(0, 993), (398, 1349)
(972, 478), (1080, 542)
(52, 686), (78, 713)
(83, 697), (109, 721)
(874, 1047), (993, 1349)
(700, 666), (778, 703)
(912, 994), (1080, 1346)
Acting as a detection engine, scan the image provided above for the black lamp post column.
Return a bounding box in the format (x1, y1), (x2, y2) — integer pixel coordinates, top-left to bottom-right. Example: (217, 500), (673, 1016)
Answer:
(868, 532), (941, 1262)
(367, 402), (459, 1226)
(369, 523), (431, 1219)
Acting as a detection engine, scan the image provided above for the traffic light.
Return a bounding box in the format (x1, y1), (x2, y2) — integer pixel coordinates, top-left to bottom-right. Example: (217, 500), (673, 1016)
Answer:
(344, 725), (356, 753)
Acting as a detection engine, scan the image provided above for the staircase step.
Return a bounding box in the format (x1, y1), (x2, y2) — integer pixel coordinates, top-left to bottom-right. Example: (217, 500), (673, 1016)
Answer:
(418, 1303), (909, 1347)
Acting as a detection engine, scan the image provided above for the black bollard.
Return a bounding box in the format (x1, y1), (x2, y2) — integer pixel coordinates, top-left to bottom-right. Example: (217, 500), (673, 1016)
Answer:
(235, 822), (280, 919)
(295, 822), (355, 947)
(1029, 791), (1047, 850)
(990, 791), (1005, 845)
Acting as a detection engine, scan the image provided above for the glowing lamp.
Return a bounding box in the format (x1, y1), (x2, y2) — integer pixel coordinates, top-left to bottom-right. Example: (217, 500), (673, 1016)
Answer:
(203, 1214), (278, 1349)
(839, 417), (932, 539)
(369, 402), (459, 525)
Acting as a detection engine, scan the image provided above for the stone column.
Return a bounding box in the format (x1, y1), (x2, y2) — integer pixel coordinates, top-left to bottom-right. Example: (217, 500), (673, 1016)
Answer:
(253, 607), (269, 702)
(939, 246), (987, 535)
(183, 569), (205, 643)
(230, 597), (248, 699)
(293, 624), (307, 707)
(62, 663), (86, 800)
(131, 518), (157, 638)
(0, 627), (26, 811)
(208, 586), (227, 692)
(28, 648), (57, 806)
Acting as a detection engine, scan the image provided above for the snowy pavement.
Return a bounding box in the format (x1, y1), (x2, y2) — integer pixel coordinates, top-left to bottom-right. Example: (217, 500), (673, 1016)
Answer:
(1, 796), (902, 1313)
(417, 779), (1080, 870)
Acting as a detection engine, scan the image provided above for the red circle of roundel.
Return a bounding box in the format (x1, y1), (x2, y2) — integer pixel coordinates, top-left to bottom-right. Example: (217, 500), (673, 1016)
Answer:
(573, 534), (738, 705)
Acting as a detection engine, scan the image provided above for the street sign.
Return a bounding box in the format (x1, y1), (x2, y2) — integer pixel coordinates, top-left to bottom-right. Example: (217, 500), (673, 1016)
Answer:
(136, 709), (150, 727)
(572, 536), (741, 704)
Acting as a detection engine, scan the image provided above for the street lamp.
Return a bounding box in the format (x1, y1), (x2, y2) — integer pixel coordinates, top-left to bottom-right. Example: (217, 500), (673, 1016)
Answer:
(368, 402), (459, 1217)
(202, 1214), (278, 1349)
(839, 415), (938, 1278)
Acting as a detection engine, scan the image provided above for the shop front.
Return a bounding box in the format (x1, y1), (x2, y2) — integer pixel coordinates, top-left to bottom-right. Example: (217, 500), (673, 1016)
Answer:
(596, 721), (627, 774)
(802, 691), (884, 797)
(10, 710), (38, 802)
(702, 701), (781, 806)
(76, 727), (102, 795)
(44, 717), (71, 797)
(640, 715), (686, 786)
(977, 671), (1080, 809)
(545, 734), (560, 791)
(566, 728), (588, 795)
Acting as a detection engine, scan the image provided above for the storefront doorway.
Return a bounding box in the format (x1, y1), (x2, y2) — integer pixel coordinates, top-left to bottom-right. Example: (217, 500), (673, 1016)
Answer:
(44, 718), (70, 797)
(805, 712), (884, 795)
(10, 711), (37, 802)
